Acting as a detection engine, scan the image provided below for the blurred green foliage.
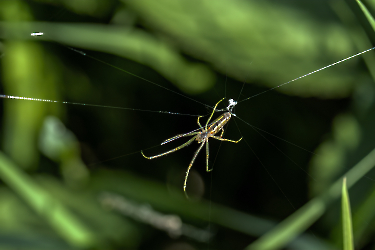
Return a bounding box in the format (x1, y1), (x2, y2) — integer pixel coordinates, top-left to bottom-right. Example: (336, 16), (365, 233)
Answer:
(1, 0), (375, 249)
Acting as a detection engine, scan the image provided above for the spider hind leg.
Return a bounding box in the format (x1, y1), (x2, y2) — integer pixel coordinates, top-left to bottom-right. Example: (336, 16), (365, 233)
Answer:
(184, 141), (206, 196)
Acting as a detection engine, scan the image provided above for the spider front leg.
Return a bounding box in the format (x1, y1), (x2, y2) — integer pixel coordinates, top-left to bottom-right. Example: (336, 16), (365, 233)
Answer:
(197, 115), (203, 128)
(205, 98), (225, 128)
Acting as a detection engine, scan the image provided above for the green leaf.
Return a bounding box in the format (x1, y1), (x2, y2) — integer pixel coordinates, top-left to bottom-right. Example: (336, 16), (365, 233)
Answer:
(126, 0), (358, 98)
(342, 177), (354, 250)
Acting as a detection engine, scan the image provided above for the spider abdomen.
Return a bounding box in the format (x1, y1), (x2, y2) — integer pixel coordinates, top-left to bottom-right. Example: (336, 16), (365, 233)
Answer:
(208, 112), (231, 135)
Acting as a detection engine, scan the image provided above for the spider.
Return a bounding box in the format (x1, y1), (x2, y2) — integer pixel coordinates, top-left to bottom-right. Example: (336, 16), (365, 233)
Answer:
(141, 98), (242, 196)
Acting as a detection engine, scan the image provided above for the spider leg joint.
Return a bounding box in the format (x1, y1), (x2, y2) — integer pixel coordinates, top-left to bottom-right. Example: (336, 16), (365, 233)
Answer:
(141, 151), (151, 159)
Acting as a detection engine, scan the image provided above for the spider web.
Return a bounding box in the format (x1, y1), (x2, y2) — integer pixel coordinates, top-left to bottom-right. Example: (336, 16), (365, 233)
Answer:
(2, 34), (372, 206)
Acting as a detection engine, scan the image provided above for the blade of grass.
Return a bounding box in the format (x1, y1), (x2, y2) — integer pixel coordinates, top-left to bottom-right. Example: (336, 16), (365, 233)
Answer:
(342, 177), (354, 250)
(246, 147), (375, 250)
(331, 0), (375, 87)
(356, 0), (375, 32)
(0, 151), (96, 248)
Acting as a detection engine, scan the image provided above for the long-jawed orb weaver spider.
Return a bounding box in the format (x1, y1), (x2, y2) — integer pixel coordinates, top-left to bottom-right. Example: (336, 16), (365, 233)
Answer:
(141, 98), (242, 196)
